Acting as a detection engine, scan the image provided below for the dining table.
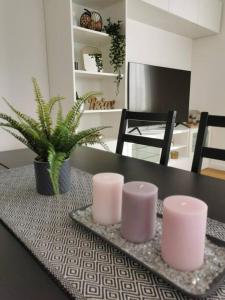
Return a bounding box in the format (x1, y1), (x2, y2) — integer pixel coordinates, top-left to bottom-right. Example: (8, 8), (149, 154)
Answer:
(0, 146), (225, 300)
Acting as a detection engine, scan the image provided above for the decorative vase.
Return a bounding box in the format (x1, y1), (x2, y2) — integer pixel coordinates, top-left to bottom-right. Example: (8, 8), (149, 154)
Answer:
(34, 158), (71, 196)
(80, 9), (92, 29)
(80, 9), (102, 31)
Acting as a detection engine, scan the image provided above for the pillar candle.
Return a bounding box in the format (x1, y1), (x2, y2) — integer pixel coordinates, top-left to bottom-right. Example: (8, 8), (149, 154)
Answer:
(92, 173), (124, 225)
(121, 181), (158, 243)
(161, 195), (208, 271)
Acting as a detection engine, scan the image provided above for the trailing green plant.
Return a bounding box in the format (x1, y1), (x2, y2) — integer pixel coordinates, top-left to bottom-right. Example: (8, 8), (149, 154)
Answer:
(104, 18), (125, 95)
(0, 78), (108, 194)
(90, 54), (103, 72)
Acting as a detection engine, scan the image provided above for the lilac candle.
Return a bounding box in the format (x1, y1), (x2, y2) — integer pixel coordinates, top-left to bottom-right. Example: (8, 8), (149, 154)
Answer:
(92, 173), (124, 225)
(121, 181), (158, 243)
(161, 195), (208, 271)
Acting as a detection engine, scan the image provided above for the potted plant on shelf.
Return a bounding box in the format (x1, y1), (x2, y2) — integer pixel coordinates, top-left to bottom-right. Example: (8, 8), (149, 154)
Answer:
(104, 18), (126, 95)
(0, 78), (107, 196)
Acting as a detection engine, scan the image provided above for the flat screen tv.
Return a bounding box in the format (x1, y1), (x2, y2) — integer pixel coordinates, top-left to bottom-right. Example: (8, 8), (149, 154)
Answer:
(128, 62), (191, 127)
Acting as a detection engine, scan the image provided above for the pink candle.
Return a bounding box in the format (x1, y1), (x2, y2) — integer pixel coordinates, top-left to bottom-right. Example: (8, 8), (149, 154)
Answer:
(121, 181), (158, 243)
(92, 173), (124, 225)
(161, 195), (208, 271)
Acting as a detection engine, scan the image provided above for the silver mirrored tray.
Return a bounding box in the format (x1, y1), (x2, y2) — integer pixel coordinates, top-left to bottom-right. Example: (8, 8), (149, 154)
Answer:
(70, 205), (225, 297)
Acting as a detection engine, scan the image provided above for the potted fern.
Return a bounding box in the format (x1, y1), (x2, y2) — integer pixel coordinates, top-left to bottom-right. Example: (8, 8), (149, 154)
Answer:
(0, 78), (107, 195)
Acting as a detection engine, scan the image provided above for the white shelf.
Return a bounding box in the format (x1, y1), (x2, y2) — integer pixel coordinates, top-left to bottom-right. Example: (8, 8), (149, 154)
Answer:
(74, 0), (121, 10)
(173, 126), (190, 135)
(83, 109), (122, 114)
(168, 156), (193, 171)
(171, 144), (187, 151)
(75, 70), (121, 79)
(139, 125), (189, 140)
(73, 26), (110, 46)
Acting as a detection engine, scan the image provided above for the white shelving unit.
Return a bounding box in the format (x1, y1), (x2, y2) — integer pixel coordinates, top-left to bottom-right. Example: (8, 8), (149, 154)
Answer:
(72, 0), (126, 142)
(171, 144), (187, 151)
(121, 125), (198, 170)
(74, 0), (121, 9)
(43, 0), (126, 146)
(83, 109), (122, 114)
(75, 70), (121, 79)
(169, 126), (199, 170)
(73, 26), (110, 46)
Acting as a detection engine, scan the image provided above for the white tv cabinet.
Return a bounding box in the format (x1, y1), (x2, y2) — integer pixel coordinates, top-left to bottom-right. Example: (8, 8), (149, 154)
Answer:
(89, 125), (198, 171)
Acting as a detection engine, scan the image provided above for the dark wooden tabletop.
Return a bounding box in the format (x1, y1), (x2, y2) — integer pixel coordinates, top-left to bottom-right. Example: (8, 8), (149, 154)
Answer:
(0, 147), (225, 300)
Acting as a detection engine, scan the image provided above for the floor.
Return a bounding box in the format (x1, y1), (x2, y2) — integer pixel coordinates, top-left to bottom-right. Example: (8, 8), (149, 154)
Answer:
(131, 145), (225, 179)
(201, 168), (225, 181)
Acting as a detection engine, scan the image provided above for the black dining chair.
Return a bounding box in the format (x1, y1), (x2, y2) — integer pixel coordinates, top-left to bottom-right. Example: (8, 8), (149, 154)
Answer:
(116, 109), (176, 166)
(192, 112), (225, 173)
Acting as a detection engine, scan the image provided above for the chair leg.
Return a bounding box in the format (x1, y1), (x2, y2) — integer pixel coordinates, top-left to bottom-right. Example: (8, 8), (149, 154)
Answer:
(160, 110), (176, 166)
(116, 109), (127, 155)
(191, 112), (209, 173)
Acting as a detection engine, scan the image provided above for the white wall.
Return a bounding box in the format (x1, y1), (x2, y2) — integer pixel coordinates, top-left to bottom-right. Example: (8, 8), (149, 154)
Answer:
(0, 0), (49, 151)
(190, 2), (225, 170)
(126, 19), (193, 71)
(44, 0), (75, 113)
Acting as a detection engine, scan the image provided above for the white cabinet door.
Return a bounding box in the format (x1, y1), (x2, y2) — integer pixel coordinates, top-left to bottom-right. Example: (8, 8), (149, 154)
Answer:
(169, 0), (199, 23)
(142, 0), (169, 11)
(198, 0), (222, 32)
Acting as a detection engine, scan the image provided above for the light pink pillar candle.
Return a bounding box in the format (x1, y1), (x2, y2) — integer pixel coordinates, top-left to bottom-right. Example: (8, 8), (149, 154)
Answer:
(121, 181), (158, 243)
(92, 173), (124, 225)
(161, 195), (208, 271)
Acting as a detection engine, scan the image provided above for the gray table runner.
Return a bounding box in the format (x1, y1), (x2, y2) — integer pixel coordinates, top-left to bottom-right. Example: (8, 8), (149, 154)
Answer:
(0, 165), (225, 300)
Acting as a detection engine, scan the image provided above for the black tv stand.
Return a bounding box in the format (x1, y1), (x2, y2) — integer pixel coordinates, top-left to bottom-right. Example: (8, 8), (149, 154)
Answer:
(128, 127), (142, 135)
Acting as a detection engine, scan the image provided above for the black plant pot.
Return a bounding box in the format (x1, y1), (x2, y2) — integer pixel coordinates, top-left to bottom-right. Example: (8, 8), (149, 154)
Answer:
(34, 158), (71, 196)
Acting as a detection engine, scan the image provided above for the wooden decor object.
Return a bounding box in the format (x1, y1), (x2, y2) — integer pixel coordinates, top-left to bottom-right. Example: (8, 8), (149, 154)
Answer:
(88, 97), (116, 110)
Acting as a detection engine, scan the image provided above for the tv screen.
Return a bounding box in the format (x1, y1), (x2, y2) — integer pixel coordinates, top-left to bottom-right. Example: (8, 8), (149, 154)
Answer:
(128, 62), (191, 126)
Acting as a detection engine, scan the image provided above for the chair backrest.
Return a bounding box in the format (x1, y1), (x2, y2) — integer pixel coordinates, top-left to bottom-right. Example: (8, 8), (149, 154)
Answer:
(116, 109), (176, 166)
(192, 112), (225, 173)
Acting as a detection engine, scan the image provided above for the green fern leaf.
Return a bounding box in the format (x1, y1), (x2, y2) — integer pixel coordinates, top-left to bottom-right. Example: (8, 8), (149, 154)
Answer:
(48, 147), (67, 194)
(70, 111), (82, 134)
(48, 96), (65, 114)
(49, 101), (65, 144)
(64, 91), (102, 130)
(65, 126), (109, 155)
(0, 113), (49, 158)
(51, 124), (71, 151)
(2, 128), (36, 152)
(32, 78), (51, 138)
(2, 97), (41, 134)
(56, 101), (63, 126)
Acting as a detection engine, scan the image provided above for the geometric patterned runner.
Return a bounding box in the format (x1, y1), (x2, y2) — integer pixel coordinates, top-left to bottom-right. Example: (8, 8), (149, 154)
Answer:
(0, 165), (225, 300)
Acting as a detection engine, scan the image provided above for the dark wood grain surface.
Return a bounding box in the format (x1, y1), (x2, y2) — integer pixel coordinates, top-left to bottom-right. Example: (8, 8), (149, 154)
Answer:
(0, 147), (225, 299)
